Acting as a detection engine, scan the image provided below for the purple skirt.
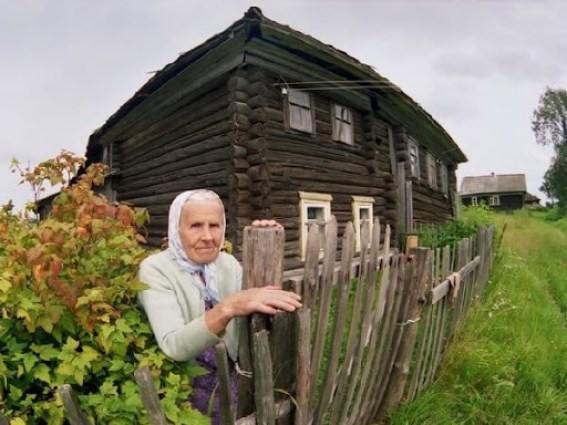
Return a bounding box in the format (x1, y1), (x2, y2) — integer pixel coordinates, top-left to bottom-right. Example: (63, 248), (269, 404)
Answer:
(190, 301), (238, 424)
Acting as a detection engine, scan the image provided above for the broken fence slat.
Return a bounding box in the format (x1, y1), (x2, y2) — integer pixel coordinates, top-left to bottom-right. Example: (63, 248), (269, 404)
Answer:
(58, 384), (91, 425)
(134, 367), (168, 425)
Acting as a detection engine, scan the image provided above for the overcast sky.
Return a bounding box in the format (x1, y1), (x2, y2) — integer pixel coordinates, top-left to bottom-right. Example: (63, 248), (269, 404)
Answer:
(1, 0), (566, 211)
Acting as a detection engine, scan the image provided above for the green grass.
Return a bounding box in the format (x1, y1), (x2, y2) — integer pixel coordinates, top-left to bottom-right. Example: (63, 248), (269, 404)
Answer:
(387, 211), (567, 425)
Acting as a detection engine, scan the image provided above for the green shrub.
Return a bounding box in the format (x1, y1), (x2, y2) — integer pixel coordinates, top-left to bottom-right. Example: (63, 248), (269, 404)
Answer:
(417, 205), (495, 249)
(0, 153), (207, 424)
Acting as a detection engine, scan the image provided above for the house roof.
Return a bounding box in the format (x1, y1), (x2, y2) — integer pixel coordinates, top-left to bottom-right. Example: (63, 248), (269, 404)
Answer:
(86, 7), (467, 164)
(460, 174), (527, 196)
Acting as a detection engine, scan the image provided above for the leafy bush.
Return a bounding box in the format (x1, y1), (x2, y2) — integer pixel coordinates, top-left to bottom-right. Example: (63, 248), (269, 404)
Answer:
(417, 205), (495, 249)
(0, 153), (207, 424)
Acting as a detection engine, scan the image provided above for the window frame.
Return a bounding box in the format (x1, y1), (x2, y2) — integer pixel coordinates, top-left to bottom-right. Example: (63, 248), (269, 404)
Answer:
(408, 139), (420, 180)
(439, 161), (449, 196)
(471, 196), (478, 206)
(285, 89), (315, 134)
(489, 195), (500, 206)
(331, 103), (354, 145)
(427, 153), (438, 189)
(299, 191), (332, 261)
(352, 196), (374, 252)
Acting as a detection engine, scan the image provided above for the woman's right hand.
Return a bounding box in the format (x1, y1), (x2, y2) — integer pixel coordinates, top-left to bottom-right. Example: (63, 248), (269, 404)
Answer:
(205, 287), (302, 335)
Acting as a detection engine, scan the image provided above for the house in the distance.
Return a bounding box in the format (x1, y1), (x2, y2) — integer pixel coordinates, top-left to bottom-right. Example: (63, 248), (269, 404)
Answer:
(83, 7), (467, 270)
(459, 173), (527, 210)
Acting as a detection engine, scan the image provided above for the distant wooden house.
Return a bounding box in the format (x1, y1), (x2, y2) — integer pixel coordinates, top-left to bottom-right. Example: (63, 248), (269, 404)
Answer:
(84, 7), (467, 270)
(459, 173), (527, 210)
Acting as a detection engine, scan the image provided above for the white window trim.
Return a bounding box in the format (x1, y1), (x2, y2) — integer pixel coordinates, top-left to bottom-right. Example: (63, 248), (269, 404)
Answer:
(299, 191), (332, 261)
(332, 103), (354, 145)
(490, 195), (500, 206)
(352, 196), (374, 252)
(409, 139), (420, 179)
(471, 196), (478, 206)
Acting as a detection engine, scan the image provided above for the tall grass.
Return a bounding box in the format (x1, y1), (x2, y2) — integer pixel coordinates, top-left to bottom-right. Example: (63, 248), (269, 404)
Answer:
(387, 211), (567, 425)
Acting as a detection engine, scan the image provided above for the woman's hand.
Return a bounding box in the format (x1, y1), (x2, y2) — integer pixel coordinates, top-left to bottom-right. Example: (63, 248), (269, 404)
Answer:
(251, 219), (283, 229)
(205, 287), (302, 335)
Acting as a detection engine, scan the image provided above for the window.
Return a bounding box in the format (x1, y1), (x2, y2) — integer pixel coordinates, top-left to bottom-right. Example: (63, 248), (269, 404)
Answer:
(286, 90), (314, 133)
(427, 153), (437, 189)
(471, 196), (478, 206)
(352, 196), (374, 251)
(332, 103), (353, 145)
(409, 140), (420, 179)
(439, 162), (449, 195)
(489, 195), (500, 206)
(299, 192), (332, 260)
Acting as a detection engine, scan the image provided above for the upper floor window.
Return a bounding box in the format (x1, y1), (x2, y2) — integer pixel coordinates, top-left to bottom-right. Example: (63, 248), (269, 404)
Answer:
(332, 104), (353, 145)
(427, 153), (437, 189)
(439, 162), (449, 196)
(352, 196), (374, 252)
(286, 90), (314, 133)
(299, 192), (332, 260)
(409, 140), (420, 179)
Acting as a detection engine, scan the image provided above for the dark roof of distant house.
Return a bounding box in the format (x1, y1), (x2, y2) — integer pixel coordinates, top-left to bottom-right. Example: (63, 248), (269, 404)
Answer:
(524, 193), (541, 204)
(460, 174), (527, 196)
(86, 7), (467, 164)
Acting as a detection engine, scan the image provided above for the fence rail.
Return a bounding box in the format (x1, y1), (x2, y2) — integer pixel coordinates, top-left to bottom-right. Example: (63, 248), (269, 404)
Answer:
(1, 220), (494, 424)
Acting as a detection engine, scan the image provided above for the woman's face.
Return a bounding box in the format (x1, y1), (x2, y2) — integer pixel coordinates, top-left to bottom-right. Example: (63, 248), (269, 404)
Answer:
(179, 199), (224, 264)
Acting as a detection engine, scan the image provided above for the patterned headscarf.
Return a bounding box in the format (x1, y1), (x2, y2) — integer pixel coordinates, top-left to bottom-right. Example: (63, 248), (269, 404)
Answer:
(167, 189), (226, 305)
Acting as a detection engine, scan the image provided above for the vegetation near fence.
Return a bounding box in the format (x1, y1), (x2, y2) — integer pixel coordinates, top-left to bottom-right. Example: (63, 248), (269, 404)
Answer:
(390, 210), (567, 424)
(1, 153), (498, 424)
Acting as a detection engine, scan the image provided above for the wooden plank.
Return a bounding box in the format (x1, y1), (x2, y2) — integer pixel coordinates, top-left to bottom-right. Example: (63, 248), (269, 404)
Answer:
(242, 226), (285, 290)
(215, 344), (235, 425)
(313, 222), (355, 425)
(429, 255), (481, 304)
(308, 217), (338, 414)
(365, 253), (405, 422)
(328, 220), (372, 425)
(253, 330), (276, 425)
(302, 222), (321, 309)
(337, 219), (382, 425)
(295, 308), (311, 425)
(383, 248), (432, 408)
(134, 367), (168, 425)
(347, 225), (392, 425)
(58, 385), (91, 425)
(373, 252), (414, 420)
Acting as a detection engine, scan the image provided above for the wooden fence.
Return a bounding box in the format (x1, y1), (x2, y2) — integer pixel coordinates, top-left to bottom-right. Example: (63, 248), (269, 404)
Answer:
(1, 218), (494, 424)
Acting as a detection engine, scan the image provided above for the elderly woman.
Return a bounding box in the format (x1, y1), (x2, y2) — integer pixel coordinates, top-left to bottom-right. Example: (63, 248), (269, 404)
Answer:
(138, 189), (301, 423)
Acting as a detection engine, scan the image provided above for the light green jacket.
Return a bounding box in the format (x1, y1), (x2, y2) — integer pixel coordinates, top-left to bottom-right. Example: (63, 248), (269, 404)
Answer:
(138, 250), (242, 362)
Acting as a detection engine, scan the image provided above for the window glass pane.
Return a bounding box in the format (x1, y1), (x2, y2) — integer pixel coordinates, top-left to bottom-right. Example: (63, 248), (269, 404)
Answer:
(289, 90), (310, 107)
(307, 206), (324, 220)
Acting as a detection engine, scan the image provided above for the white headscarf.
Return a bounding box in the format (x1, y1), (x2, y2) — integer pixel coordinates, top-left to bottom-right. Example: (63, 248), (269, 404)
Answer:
(167, 189), (226, 305)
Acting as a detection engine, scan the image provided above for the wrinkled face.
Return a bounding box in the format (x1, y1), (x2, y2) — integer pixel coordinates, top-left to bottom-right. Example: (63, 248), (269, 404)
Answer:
(179, 199), (224, 264)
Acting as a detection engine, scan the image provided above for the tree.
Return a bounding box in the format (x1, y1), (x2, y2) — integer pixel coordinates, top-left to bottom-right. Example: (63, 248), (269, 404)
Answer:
(532, 87), (567, 213)
(532, 87), (567, 151)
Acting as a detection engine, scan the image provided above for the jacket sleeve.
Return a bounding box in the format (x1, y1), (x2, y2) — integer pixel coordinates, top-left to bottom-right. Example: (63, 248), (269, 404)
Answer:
(138, 257), (222, 362)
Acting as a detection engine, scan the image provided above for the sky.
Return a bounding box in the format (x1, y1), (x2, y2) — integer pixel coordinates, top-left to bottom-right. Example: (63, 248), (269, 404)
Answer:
(1, 0), (566, 211)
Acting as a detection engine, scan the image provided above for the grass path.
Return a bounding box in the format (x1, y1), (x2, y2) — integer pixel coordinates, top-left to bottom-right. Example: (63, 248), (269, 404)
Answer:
(387, 211), (567, 425)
